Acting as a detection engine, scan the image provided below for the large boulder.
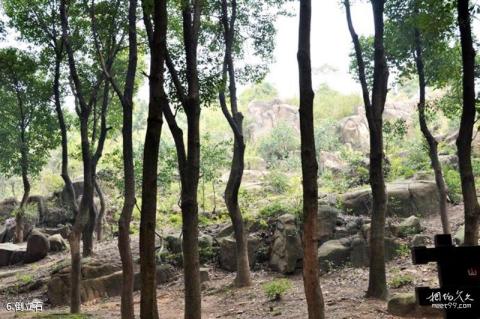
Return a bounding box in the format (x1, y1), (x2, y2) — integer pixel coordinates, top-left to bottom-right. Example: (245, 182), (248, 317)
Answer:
(49, 234), (68, 252)
(218, 236), (259, 272)
(41, 225), (71, 239)
(411, 234), (430, 247)
(0, 242), (26, 267)
(24, 229), (50, 263)
(454, 225), (465, 246)
(393, 215), (422, 237)
(318, 240), (350, 271)
(0, 198), (18, 221)
(269, 214), (303, 274)
(245, 100), (299, 141)
(337, 115), (370, 151)
(26, 196), (47, 224)
(341, 181), (439, 217)
(318, 151), (347, 173)
(387, 293), (441, 317)
(48, 262), (175, 306)
(42, 207), (73, 227)
(0, 218), (16, 243)
(316, 206), (340, 243)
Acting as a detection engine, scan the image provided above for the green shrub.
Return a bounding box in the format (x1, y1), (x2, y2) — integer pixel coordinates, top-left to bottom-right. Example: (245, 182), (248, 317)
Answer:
(315, 119), (341, 154)
(257, 121), (300, 169)
(396, 243), (411, 257)
(264, 171), (290, 194)
(259, 201), (300, 219)
(444, 166), (462, 204)
(262, 278), (292, 301)
(16, 273), (33, 285)
(389, 273), (414, 288)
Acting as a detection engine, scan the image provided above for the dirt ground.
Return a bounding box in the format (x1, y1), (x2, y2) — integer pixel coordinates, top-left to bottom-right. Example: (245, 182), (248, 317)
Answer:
(0, 205), (465, 319)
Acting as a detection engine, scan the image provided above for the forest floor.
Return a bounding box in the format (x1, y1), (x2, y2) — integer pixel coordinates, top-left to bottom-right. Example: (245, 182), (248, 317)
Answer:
(0, 204), (465, 319)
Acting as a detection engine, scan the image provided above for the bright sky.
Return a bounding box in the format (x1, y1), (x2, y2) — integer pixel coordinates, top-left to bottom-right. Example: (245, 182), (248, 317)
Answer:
(265, 1), (374, 98)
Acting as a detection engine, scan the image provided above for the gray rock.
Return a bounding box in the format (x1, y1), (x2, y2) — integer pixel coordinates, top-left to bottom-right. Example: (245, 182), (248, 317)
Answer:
(200, 267), (209, 283)
(411, 234), (430, 247)
(348, 235), (400, 267)
(218, 236), (259, 272)
(349, 235), (369, 267)
(0, 218), (16, 243)
(454, 225), (464, 246)
(0, 242), (26, 266)
(316, 205), (340, 243)
(165, 233), (183, 254)
(216, 224), (234, 238)
(49, 234), (68, 252)
(340, 181), (439, 217)
(387, 293), (416, 316)
(318, 240), (350, 271)
(24, 229), (49, 263)
(269, 214), (303, 274)
(48, 263), (174, 306)
(394, 215), (422, 237)
(42, 207), (73, 228)
(387, 293), (441, 317)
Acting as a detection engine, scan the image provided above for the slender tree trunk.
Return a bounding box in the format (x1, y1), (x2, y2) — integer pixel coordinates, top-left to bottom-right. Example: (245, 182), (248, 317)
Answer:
(457, 0), (480, 246)
(298, 1), (325, 317)
(117, 0), (138, 317)
(53, 51), (78, 216)
(95, 180), (106, 241)
(15, 89), (29, 243)
(139, 1), (167, 317)
(70, 158), (95, 313)
(345, 0), (389, 299)
(366, 0), (389, 300)
(219, 0), (251, 288)
(414, 29), (450, 234)
(181, 108), (202, 319)
(17, 157), (30, 243)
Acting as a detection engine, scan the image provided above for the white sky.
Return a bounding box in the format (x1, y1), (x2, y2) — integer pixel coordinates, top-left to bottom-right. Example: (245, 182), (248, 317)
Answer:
(265, 1), (373, 98)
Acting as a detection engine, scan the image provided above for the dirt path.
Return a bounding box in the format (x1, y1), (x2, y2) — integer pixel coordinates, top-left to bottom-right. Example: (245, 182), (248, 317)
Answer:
(0, 205), (463, 318)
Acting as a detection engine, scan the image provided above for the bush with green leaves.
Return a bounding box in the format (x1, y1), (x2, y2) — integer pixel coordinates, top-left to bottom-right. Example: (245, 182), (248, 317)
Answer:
(263, 171), (290, 194)
(383, 119), (407, 155)
(259, 200), (301, 219)
(444, 166), (462, 204)
(257, 121), (300, 169)
(389, 272), (414, 288)
(315, 118), (341, 154)
(262, 278), (292, 301)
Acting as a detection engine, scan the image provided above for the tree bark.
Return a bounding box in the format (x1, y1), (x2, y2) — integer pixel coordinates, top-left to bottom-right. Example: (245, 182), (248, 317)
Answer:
(346, 0), (389, 300)
(95, 179), (106, 241)
(218, 0), (251, 287)
(139, 0), (167, 318)
(298, 0), (325, 318)
(116, 0), (138, 317)
(60, 0), (103, 311)
(53, 49), (78, 216)
(413, 29), (450, 235)
(457, 0), (480, 246)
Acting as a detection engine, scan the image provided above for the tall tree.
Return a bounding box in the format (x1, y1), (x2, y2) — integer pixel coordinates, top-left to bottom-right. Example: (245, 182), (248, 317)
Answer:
(457, 0), (480, 245)
(218, 0), (251, 287)
(298, 0), (325, 318)
(91, 0), (138, 316)
(3, 0), (79, 230)
(0, 48), (60, 242)
(139, 0), (168, 317)
(60, 0), (126, 311)
(145, 0), (204, 316)
(216, 0), (286, 286)
(385, 0), (458, 234)
(345, 0), (389, 299)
